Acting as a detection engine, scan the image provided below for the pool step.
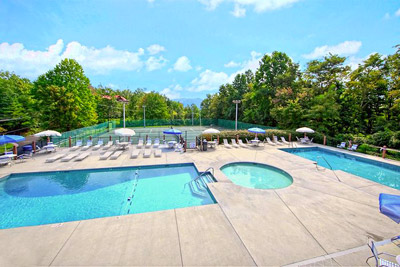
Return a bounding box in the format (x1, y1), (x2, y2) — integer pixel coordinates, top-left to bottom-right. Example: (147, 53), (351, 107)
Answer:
(187, 171), (216, 198)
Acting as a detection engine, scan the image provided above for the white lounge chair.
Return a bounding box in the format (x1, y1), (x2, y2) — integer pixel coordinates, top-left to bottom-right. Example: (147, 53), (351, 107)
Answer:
(61, 153), (79, 162)
(17, 151), (33, 162)
(71, 140), (82, 151)
(143, 149), (152, 158)
(348, 144), (358, 151)
(145, 139), (152, 148)
(75, 152), (90, 161)
(45, 153), (66, 163)
(137, 139), (144, 149)
(110, 150), (123, 160)
(100, 151), (114, 160)
(337, 142), (346, 148)
(103, 141), (113, 150)
(131, 149), (141, 159)
(223, 139), (232, 148)
(175, 144), (183, 152)
(81, 140), (93, 151)
(281, 137), (290, 145)
(0, 156), (11, 166)
(266, 137), (276, 146)
(238, 139), (247, 148)
(231, 139), (240, 148)
(154, 149), (162, 157)
(153, 138), (160, 148)
(273, 136), (284, 145)
(92, 140), (104, 150)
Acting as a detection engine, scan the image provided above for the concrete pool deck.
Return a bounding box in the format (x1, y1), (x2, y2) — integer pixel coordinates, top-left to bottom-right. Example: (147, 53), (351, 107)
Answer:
(0, 144), (400, 266)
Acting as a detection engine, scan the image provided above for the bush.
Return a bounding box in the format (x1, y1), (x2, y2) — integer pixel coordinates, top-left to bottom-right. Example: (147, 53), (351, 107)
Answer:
(369, 130), (393, 147)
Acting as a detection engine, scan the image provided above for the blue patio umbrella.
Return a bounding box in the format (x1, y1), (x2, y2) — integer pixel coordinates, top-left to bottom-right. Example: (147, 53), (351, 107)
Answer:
(379, 193), (400, 223)
(247, 127), (266, 139)
(163, 128), (182, 135)
(0, 135), (25, 153)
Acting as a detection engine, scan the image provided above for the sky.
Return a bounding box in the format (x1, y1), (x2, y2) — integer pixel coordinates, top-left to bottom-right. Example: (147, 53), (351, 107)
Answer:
(0, 0), (399, 101)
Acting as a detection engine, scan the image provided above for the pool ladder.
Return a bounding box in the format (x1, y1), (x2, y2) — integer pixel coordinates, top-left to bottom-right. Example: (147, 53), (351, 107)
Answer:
(186, 167), (216, 197)
(315, 156), (341, 182)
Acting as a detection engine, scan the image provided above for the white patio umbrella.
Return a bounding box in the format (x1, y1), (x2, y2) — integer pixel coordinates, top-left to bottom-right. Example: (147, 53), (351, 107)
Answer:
(34, 130), (61, 137)
(34, 130), (61, 143)
(296, 127), (315, 137)
(202, 128), (221, 134)
(114, 128), (136, 136)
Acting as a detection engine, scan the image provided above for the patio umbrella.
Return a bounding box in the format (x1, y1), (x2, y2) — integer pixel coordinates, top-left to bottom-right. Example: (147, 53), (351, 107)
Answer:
(248, 127), (266, 139)
(114, 128), (136, 136)
(163, 128), (182, 135)
(34, 130), (62, 143)
(379, 193), (400, 223)
(0, 135), (25, 153)
(202, 128), (220, 134)
(296, 127), (315, 137)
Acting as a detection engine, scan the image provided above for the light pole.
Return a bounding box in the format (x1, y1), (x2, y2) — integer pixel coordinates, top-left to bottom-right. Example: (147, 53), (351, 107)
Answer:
(142, 105), (146, 128)
(199, 109), (202, 126)
(122, 102), (126, 128)
(233, 100), (241, 131)
(191, 108), (194, 126)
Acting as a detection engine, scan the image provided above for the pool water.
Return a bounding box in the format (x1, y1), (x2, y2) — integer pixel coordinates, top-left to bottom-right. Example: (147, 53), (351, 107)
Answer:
(220, 162), (293, 189)
(0, 164), (215, 229)
(281, 147), (400, 190)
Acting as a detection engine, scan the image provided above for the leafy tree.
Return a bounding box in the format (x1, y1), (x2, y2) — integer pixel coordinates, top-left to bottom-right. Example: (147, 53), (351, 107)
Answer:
(33, 59), (97, 131)
(136, 91), (169, 120)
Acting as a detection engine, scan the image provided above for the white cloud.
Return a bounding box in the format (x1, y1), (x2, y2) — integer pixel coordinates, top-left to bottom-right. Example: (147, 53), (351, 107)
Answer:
(173, 56), (192, 72)
(107, 83), (120, 89)
(188, 69), (230, 92)
(146, 44), (165, 55)
(147, 0), (155, 3)
(302, 41), (362, 59)
(199, 0), (299, 17)
(383, 13), (391, 20)
(160, 85), (182, 99)
(145, 56), (167, 71)
(0, 39), (148, 77)
(346, 52), (380, 70)
(224, 60), (241, 68)
(231, 4), (246, 17)
(396, 8), (400, 16)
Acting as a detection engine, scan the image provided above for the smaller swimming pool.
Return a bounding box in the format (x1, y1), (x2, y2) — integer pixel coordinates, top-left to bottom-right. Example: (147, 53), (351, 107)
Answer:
(220, 162), (293, 189)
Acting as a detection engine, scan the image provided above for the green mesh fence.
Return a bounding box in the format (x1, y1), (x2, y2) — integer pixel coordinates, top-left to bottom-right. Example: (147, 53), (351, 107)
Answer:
(216, 119), (276, 130)
(52, 121), (116, 147)
(117, 118), (218, 128)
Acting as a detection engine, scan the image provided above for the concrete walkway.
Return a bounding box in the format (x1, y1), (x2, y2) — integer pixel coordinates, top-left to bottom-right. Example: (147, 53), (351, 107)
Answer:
(0, 144), (400, 266)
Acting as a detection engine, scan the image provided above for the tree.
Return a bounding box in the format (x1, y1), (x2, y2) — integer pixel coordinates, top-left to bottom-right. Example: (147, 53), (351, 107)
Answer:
(33, 59), (97, 131)
(136, 91), (169, 120)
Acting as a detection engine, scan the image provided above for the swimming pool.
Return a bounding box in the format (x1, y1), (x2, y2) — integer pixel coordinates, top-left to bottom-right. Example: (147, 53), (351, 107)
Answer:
(281, 147), (400, 190)
(220, 162), (293, 189)
(0, 163), (216, 229)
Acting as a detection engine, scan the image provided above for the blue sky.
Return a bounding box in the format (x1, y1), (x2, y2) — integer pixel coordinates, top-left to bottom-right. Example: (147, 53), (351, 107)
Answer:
(1, 0), (399, 100)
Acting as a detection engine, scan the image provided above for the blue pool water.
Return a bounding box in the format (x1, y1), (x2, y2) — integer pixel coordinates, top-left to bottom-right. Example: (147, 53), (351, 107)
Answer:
(281, 147), (400, 190)
(0, 164), (216, 229)
(221, 162), (293, 189)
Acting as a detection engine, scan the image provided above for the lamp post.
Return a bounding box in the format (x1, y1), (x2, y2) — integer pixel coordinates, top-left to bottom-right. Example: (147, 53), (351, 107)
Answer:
(142, 105), (146, 128)
(122, 102), (126, 128)
(199, 109), (202, 126)
(191, 108), (194, 126)
(233, 100), (241, 131)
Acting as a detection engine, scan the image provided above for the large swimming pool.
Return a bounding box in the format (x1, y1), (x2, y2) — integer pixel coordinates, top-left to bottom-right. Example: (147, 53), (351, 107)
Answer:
(281, 147), (400, 190)
(0, 163), (216, 229)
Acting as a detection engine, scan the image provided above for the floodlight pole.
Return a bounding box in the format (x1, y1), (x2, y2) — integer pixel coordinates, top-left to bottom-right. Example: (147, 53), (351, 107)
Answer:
(233, 100), (241, 131)
(142, 105), (146, 128)
(123, 102), (126, 128)
(191, 108), (194, 126)
(199, 109), (202, 126)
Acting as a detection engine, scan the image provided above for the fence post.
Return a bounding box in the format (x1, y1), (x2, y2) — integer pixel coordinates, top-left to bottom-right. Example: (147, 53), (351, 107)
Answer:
(382, 145), (387, 159)
(89, 136), (92, 141)
(217, 135), (220, 144)
(128, 136), (131, 142)
(236, 134), (239, 143)
(163, 135), (165, 141)
(69, 137), (72, 147)
(109, 135), (112, 141)
(13, 144), (17, 160)
(146, 135), (148, 141)
(289, 133), (291, 142)
(323, 135), (326, 146)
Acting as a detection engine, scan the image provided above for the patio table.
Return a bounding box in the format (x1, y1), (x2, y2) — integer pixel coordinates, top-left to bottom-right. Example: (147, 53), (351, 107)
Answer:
(208, 141), (217, 148)
(168, 141), (177, 148)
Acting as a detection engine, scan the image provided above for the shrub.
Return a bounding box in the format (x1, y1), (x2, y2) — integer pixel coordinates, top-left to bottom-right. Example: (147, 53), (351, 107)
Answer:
(369, 130), (393, 147)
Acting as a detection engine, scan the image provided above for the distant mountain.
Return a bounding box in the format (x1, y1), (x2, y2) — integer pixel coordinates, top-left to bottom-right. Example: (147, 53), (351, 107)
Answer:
(174, 98), (203, 107)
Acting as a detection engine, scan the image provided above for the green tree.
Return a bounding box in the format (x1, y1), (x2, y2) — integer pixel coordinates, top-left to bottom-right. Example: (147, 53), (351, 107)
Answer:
(136, 91), (169, 120)
(33, 59), (97, 131)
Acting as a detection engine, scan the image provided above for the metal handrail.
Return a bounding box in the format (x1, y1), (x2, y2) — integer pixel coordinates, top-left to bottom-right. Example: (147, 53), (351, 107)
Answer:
(315, 156), (341, 182)
(203, 167), (214, 176)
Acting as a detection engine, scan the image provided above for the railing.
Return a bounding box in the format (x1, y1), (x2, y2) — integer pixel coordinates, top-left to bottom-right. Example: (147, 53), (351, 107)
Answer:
(186, 167), (216, 197)
(315, 156), (341, 182)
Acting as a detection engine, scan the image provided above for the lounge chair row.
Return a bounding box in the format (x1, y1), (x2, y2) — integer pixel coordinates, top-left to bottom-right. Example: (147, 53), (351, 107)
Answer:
(70, 138), (163, 151)
(222, 136), (291, 148)
(130, 149), (162, 159)
(337, 142), (358, 151)
(46, 152), (90, 163)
